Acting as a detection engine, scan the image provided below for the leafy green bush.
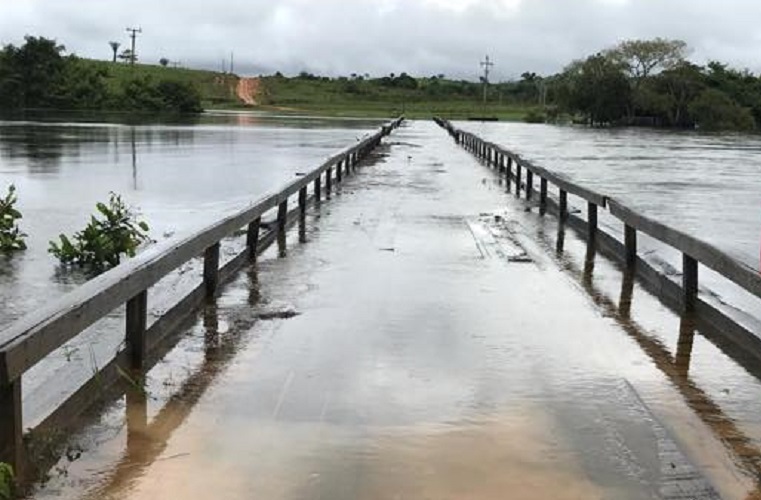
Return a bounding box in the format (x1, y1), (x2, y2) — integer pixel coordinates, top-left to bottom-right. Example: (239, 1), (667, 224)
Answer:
(0, 185), (27, 253)
(689, 88), (756, 131)
(523, 109), (546, 123)
(49, 193), (150, 272)
(0, 463), (13, 500)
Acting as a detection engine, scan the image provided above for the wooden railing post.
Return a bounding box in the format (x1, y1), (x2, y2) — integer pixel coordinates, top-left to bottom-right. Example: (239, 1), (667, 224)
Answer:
(326, 167), (333, 197)
(0, 378), (23, 477)
(298, 187), (308, 243)
(683, 254), (698, 312)
(277, 200), (288, 235)
(204, 243), (221, 298)
(526, 170), (533, 201)
(507, 157), (513, 182)
(540, 178), (548, 215)
(247, 217), (261, 260)
(336, 160), (343, 183)
(126, 290), (148, 370)
(559, 190), (568, 221)
(314, 175), (321, 202)
(587, 202), (598, 253)
(515, 164), (522, 197)
(625, 224), (637, 271)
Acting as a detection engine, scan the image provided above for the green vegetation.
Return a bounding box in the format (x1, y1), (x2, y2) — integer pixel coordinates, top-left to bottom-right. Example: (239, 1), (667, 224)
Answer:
(0, 36), (205, 113)
(49, 193), (151, 272)
(0, 463), (13, 500)
(549, 38), (761, 130)
(0, 185), (27, 253)
(259, 38), (761, 130)
(257, 72), (535, 120)
(81, 59), (237, 108)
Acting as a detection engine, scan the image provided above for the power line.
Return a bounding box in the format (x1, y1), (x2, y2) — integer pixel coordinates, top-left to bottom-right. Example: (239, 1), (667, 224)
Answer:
(126, 27), (142, 65)
(480, 55), (494, 104)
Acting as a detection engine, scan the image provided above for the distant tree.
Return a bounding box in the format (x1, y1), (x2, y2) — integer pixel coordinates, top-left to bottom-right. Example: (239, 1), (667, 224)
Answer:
(561, 53), (631, 125)
(159, 58), (169, 67)
(109, 41), (121, 63)
(606, 38), (688, 84)
(689, 88), (755, 131)
(0, 36), (67, 109)
(118, 49), (135, 63)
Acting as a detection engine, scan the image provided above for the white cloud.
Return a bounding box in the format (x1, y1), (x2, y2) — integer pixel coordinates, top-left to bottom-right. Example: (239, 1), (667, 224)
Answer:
(1, 0), (761, 79)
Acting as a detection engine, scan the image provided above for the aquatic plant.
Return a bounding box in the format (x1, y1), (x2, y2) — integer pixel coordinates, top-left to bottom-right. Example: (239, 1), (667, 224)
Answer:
(0, 463), (13, 500)
(49, 193), (150, 273)
(0, 185), (27, 253)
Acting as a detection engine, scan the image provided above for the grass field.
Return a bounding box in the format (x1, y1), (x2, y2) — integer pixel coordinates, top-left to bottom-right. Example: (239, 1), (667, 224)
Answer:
(79, 60), (534, 120)
(81, 59), (240, 107)
(257, 76), (534, 120)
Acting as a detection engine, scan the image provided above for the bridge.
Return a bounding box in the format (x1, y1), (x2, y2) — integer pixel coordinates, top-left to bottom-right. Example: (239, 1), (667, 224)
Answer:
(2, 118), (761, 498)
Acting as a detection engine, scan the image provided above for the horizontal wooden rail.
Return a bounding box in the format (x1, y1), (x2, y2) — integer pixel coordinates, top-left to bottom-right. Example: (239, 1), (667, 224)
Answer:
(0, 117), (403, 473)
(435, 117), (761, 309)
(608, 199), (761, 299)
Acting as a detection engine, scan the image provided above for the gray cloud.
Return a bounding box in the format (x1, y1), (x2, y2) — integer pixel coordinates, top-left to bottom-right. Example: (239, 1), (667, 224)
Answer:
(2, 0), (761, 80)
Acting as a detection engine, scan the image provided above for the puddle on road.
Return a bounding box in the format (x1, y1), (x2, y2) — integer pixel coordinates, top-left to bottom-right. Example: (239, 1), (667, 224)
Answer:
(77, 410), (604, 500)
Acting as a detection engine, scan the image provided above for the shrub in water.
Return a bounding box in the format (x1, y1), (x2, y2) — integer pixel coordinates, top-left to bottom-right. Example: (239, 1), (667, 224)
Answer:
(0, 463), (13, 500)
(0, 185), (27, 253)
(49, 193), (150, 272)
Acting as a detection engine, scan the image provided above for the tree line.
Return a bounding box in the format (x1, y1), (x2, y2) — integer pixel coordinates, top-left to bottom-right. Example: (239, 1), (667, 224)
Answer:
(0, 36), (203, 113)
(546, 38), (760, 130)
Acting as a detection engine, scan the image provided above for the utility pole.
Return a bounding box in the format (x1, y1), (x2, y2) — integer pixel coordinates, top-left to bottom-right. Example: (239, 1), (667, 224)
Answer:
(230, 52), (235, 75)
(126, 27), (142, 65)
(480, 55), (494, 104)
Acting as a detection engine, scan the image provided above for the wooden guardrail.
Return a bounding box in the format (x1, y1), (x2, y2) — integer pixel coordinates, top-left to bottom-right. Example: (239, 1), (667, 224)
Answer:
(435, 117), (761, 357)
(0, 117), (404, 473)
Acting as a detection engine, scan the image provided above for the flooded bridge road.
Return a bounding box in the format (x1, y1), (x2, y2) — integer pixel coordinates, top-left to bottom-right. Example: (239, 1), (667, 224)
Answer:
(34, 121), (761, 499)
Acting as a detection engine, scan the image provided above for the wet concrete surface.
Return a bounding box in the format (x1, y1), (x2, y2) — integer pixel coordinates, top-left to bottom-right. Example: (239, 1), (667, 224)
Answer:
(29, 121), (761, 499)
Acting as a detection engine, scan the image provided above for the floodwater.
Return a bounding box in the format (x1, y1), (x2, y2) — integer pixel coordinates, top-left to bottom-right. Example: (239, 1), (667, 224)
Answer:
(20, 120), (761, 500)
(0, 111), (384, 329)
(458, 121), (761, 271)
(458, 120), (761, 323)
(0, 111), (385, 428)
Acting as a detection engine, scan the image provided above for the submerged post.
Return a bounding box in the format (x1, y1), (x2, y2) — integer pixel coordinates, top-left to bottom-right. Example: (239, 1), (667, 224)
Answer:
(326, 167), (333, 196)
(526, 170), (533, 201)
(298, 186), (308, 242)
(559, 190), (568, 221)
(624, 225), (637, 272)
(247, 217), (261, 260)
(683, 254), (698, 312)
(314, 175), (321, 202)
(125, 290), (148, 370)
(516, 164), (522, 196)
(587, 202), (598, 253)
(277, 200), (288, 235)
(540, 178), (548, 215)
(204, 242), (221, 298)
(336, 160), (343, 183)
(0, 378), (22, 476)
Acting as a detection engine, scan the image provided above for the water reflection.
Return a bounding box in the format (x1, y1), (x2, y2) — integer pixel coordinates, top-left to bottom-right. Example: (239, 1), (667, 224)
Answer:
(131, 127), (139, 191)
(87, 267), (262, 499)
(0, 126), (67, 174)
(675, 316), (697, 378)
(546, 219), (761, 493)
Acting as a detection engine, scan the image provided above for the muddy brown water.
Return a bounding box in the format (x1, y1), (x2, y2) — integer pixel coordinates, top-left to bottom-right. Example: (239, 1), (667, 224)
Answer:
(4, 118), (761, 499)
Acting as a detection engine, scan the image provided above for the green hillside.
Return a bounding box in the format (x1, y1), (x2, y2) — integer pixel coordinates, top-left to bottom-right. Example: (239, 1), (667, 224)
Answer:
(81, 59), (240, 108)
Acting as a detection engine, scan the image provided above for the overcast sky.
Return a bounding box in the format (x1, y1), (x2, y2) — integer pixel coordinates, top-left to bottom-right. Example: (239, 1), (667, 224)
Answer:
(2, 0), (761, 80)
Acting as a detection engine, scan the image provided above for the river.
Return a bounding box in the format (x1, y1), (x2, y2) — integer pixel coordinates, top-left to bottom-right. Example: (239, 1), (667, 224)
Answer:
(458, 120), (761, 319)
(0, 111), (385, 330)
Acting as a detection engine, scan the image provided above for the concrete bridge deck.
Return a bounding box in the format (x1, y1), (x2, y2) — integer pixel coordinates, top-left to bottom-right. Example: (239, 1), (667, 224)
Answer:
(33, 121), (758, 499)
